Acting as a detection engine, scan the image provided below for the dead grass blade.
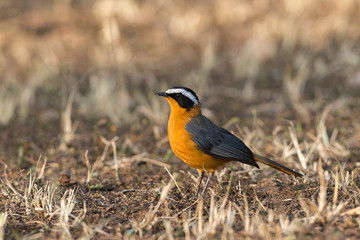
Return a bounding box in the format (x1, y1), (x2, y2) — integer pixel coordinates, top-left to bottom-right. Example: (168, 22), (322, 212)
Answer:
(58, 189), (77, 239)
(340, 206), (360, 216)
(139, 157), (171, 169)
(333, 165), (339, 206)
(100, 136), (119, 180)
(1, 166), (21, 197)
(60, 89), (78, 150)
(138, 173), (177, 230)
(165, 167), (183, 196)
(0, 212), (7, 240)
(289, 124), (307, 169)
(36, 155), (47, 180)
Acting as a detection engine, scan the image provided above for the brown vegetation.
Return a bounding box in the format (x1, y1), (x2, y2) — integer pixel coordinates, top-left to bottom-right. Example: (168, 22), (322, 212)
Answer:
(1, 0), (360, 239)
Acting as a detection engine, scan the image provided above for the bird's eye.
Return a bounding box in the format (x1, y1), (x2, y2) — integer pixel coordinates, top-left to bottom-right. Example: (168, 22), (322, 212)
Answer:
(175, 93), (181, 98)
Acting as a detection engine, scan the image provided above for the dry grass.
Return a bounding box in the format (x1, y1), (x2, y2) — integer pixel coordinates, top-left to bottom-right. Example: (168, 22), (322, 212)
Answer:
(1, 0), (360, 239)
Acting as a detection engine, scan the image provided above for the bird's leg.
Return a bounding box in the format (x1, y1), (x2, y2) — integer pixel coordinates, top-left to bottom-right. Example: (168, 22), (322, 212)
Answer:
(195, 170), (205, 196)
(201, 171), (215, 196)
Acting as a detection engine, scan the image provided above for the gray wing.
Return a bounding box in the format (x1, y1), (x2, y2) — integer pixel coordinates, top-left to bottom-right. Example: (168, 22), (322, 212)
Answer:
(185, 115), (259, 168)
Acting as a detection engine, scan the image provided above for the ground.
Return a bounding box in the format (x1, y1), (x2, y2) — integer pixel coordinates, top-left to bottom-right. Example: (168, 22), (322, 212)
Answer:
(0, 0), (360, 239)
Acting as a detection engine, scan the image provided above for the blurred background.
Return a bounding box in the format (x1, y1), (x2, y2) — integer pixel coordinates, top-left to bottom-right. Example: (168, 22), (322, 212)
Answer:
(1, 0), (359, 165)
(1, 1), (360, 238)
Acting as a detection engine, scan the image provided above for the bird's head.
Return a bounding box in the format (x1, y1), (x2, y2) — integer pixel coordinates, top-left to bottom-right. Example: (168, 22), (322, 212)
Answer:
(155, 87), (200, 111)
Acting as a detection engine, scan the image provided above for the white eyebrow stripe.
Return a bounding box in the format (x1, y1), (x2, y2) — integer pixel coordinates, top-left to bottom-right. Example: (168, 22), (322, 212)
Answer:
(165, 88), (199, 106)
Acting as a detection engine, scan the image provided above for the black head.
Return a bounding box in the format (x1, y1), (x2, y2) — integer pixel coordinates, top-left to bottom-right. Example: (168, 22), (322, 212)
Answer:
(155, 87), (199, 110)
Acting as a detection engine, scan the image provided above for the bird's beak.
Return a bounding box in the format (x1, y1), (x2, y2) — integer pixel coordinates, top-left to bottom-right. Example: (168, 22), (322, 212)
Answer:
(155, 92), (167, 97)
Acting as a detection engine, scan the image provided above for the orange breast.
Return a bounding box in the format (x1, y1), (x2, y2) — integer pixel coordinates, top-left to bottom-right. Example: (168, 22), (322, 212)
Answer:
(166, 98), (230, 172)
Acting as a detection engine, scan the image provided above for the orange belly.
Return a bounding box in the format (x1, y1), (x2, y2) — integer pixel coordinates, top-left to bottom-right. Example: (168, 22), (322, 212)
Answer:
(169, 133), (230, 171)
(166, 102), (230, 172)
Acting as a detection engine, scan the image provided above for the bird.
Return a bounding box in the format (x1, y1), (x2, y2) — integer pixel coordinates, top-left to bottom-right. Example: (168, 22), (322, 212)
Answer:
(156, 86), (303, 196)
